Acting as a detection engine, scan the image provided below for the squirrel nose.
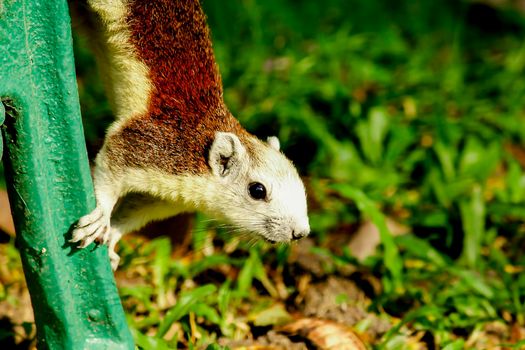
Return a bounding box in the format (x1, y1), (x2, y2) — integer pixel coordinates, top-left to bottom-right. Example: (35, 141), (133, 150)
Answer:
(291, 228), (309, 240)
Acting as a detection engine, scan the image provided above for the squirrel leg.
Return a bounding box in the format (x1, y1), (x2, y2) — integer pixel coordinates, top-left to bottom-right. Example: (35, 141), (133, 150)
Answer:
(107, 227), (122, 270)
(70, 164), (122, 249)
(104, 194), (181, 270)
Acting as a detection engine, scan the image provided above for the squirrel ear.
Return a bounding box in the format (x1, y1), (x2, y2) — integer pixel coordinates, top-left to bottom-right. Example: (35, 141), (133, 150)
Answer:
(267, 136), (280, 151)
(209, 132), (246, 177)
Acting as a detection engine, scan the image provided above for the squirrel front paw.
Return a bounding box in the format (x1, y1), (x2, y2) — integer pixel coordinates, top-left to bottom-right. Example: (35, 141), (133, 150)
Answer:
(70, 207), (123, 270)
(70, 207), (111, 248)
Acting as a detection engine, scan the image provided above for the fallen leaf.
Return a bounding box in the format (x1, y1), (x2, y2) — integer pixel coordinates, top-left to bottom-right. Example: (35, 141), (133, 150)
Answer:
(233, 346), (286, 350)
(279, 318), (367, 350)
(510, 323), (525, 343)
(348, 218), (408, 261)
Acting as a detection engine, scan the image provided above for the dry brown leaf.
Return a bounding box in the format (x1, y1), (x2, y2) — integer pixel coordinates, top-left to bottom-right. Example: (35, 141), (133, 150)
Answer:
(465, 320), (521, 350)
(222, 329), (306, 350)
(232, 346), (286, 350)
(279, 318), (367, 350)
(510, 323), (525, 343)
(348, 218), (408, 261)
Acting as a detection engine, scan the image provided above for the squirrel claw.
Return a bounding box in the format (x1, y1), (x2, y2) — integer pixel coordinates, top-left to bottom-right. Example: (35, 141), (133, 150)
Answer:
(71, 204), (123, 270)
(71, 208), (122, 270)
(71, 207), (109, 246)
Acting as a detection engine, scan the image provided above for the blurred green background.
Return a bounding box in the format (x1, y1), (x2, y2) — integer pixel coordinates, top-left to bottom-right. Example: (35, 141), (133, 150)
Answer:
(2, 0), (525, 348)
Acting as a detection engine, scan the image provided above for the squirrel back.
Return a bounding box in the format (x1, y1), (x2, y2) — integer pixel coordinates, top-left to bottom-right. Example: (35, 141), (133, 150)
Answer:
(83, 0), (248, 174)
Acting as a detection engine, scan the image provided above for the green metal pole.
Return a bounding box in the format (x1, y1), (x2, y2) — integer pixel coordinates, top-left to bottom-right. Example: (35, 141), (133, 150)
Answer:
(0, 0), (134, 349)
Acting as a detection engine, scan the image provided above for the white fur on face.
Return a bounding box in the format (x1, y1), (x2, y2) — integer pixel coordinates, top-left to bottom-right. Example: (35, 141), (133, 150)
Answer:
(209, 138), (310, 243)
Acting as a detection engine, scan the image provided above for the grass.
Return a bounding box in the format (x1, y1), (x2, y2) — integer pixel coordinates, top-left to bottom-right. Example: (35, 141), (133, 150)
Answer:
(2, 0), (525, 349)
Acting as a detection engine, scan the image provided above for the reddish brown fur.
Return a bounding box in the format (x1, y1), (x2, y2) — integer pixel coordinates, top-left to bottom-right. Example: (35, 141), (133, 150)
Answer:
(106, 0), (250, 174)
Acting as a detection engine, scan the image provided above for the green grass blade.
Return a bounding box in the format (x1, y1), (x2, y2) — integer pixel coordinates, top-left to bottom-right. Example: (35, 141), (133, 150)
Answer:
(333, 184), (403, 291)
(156, 284), (217, 338)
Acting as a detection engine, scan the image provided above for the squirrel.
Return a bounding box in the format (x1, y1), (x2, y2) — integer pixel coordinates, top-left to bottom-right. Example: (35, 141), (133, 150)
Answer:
(69, 0), (310, 270)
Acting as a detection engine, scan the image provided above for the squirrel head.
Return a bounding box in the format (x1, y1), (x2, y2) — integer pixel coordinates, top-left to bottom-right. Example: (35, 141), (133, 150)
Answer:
(207, 132), (310, 243)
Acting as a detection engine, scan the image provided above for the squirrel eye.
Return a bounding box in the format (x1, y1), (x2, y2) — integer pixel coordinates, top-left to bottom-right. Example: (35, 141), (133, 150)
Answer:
(248, 182), (267, 200)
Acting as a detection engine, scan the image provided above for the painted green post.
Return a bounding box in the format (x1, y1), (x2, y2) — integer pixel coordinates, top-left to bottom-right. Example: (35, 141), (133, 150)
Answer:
(0, 0), (134, 349)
